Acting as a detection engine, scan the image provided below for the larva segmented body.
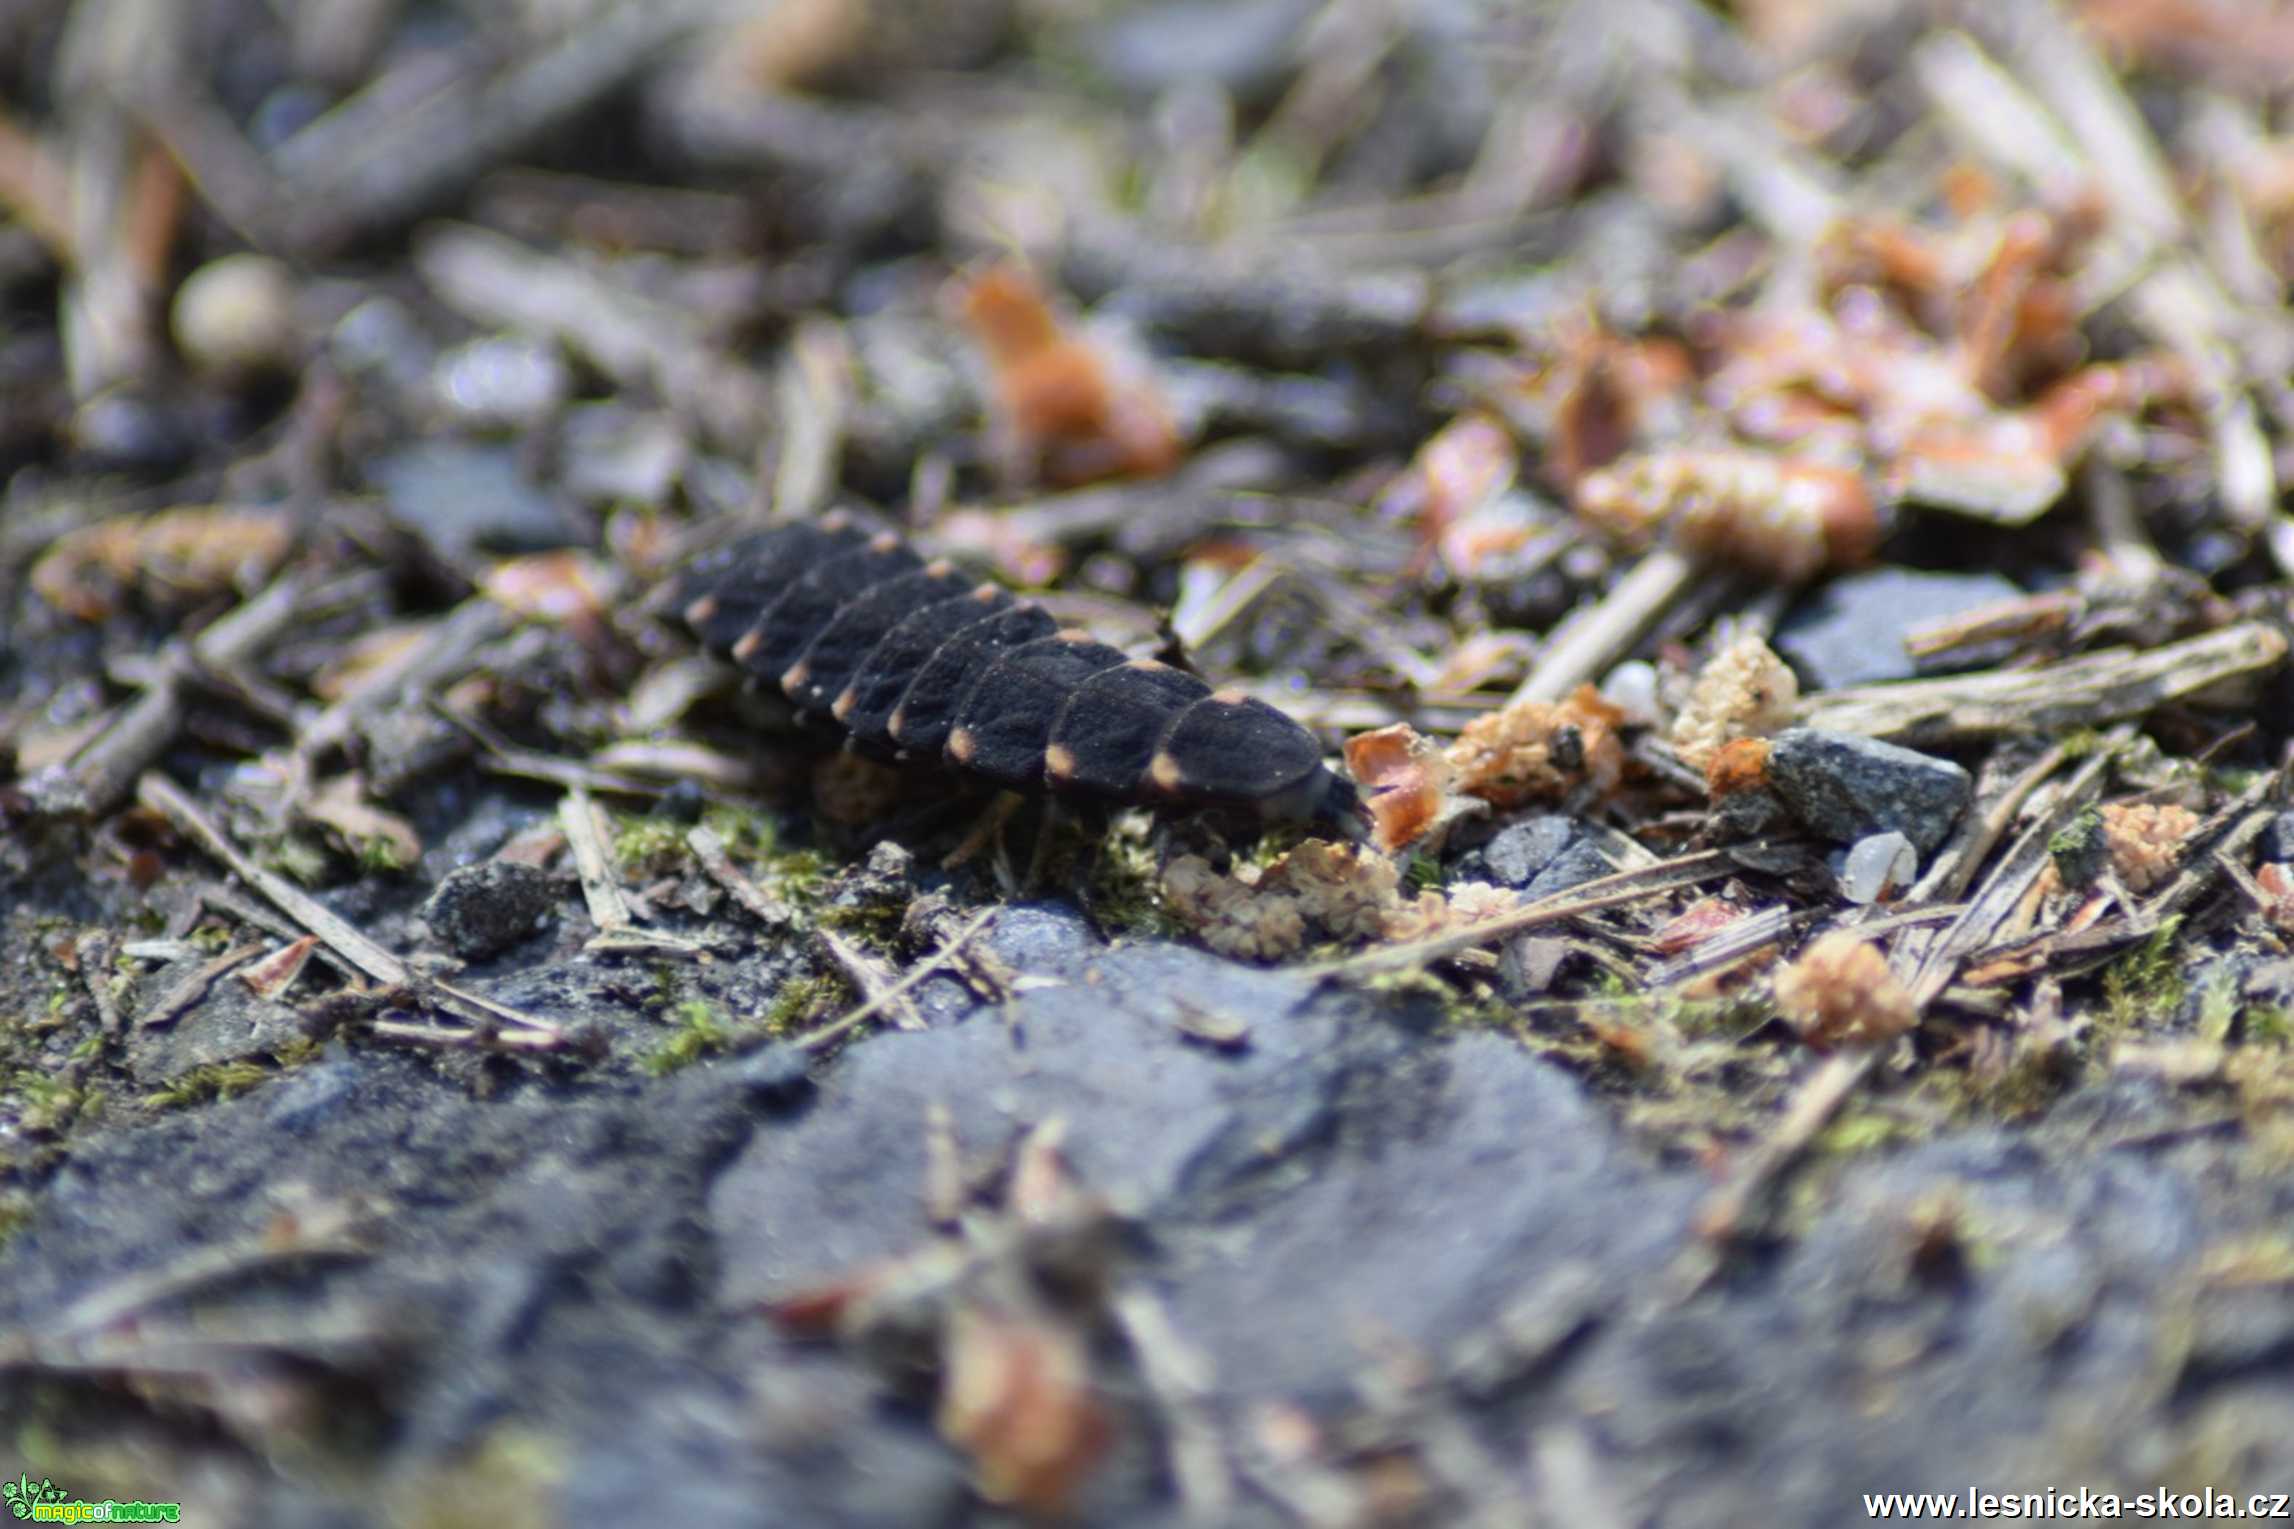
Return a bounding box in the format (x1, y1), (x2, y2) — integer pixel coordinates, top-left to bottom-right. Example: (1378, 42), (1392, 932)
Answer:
(675, 513), (1364, 830)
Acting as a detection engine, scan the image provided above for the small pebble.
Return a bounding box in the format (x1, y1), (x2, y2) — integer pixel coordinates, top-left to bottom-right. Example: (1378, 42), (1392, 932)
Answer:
(1774, 567), (2023, 688)
(559, 403), (688, 505)
(2259, 811), (2294, 864)
(421, 859), (559, 960)
(69, 390), (196, 472)
(1765, 728), (1971, 855)
(657, 779), (708, 824)
(171, 254), (301, 377)
(1523, 838), (1614, 901)
(1472, 814), (1580, 889)
(728, 1043), (814, 1107)
(1839, 831), (1918, 904)
(1600, 660), (1661, 727)
(1089, 0), (1317, 102)
(434, 335), (570, 429)
(330, 296), (437, 398)
(370, 441), (584, 561)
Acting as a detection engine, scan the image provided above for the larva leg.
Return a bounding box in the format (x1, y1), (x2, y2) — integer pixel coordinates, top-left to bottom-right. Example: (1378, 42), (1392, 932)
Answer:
(941, 790), (1025, 872)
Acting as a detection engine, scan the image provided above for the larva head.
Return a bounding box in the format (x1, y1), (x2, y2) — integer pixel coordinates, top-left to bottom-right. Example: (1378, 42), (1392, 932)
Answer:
(1151, 691), (1364, 834)
(1254, 765), (1373, 841)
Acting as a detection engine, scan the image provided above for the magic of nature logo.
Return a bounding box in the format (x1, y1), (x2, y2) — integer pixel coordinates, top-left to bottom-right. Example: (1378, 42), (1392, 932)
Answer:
(2, 1475), (181, 1523)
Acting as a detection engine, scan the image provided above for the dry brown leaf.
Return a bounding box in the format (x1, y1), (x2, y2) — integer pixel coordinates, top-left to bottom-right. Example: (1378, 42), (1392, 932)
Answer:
(305, 774), (422, 867)
(1343, 723), (1468, 852)
(1444, 685), (1625, 810)
(483, 550), (613, 628)
(937, 1303), (1115, 1516)
(954, 262), (1181, 489)
(31, 506), (294, 620)
(238, 934), (321, 1002)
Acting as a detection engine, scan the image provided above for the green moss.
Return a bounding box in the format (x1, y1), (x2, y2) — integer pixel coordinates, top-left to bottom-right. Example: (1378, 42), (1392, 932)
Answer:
(758, 848), (830, 911)
(643, 998), (731, 1076)
(701, 803), (779, 859)
(2196, 1232), (2294, 1286)
(2047, 807), (2109, 891)
(271, 831), (334, 887)
(271, 1034), (323, 1068)
(817, 895), (905, 945)
(613, 813), (690, 879)
(389, 1424), (564, 1529)
(762, 975), (841, 1037)
(18, 1076), (82, 1135)
(2243, 1006), (2294, 1046)
(2196, 966), (2241, 1047)
(2101, 916), (2187, 1035)
(1235, 822), (1311, 876)
(142, 1060), (272, 1111)
(1084, 831), (1183, 939)
(1402, 854), (1446, 895)
(1817, 1109), (1911, 1156)
(1968, 1048), (2077, 1121)
(0, 1191), (30, 1253)
(358, 835), (410, 874)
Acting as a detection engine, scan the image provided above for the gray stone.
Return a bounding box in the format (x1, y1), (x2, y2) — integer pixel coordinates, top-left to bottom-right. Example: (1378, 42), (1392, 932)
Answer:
(1776, 567), (2023, 688)
(261, 1057), (366, 1135)
(726, 1043), (813, 1108)
(433, 334), (569, 430)
(707, 940), (1420, 1308)
(1767, 728), (1971, 854)
(1089, 0), (1318, 102)
(122, 957), (306, 1087)
(1161, 1030), (1689, 1405)
(369, 440), (583, 563)
(421, 859), (559, 959)
(980, 898), (1101, 980)
(1523, 836), (1615, 900)
(1474, 814), (1581, 888)
(2260, 810), (2294, 864)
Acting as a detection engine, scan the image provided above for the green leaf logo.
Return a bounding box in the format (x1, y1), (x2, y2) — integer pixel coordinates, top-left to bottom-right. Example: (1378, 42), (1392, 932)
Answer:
(1, 1476), (64, 1518)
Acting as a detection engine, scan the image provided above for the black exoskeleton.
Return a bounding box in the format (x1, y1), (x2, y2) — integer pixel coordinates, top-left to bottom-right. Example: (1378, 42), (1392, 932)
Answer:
(674, 513), (1366, 834)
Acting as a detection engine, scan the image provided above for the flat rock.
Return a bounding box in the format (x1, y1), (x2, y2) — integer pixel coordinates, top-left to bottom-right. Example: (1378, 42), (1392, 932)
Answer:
(1776, 567), (2022, 688)
(707, 940), (1426, 1305)
(1767, 728), (1971, 854)
(7, 887), (2292, 1529)
(122, 959), (306, 1087)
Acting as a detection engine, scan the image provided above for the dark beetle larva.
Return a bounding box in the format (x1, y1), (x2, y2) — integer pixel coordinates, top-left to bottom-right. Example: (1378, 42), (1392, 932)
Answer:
(675, 512), (1364, 831)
